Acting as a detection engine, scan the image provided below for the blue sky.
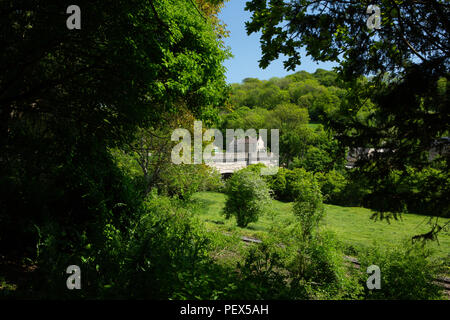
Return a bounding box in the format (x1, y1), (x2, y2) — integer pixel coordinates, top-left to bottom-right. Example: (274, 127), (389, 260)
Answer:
(219, 0), (337, 84)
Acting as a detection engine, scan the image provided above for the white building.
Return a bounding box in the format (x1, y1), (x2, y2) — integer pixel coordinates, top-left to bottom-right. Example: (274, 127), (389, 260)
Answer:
(207, 135), (276, 174)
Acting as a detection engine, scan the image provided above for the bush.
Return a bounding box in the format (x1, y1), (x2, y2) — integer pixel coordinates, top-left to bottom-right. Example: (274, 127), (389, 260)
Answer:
(315, 170), (348, 204)
(122, 193), (217, 299)
(294, 145), (332, 173)
(237, 229), (363, 300)
(265, 167), (316, 202)
(159, 164), (223, 200)
(264, 168), (288, 200)
(31, 192), (243, 299)
(240, 163), (268, 175)
(198, 166), (225, 192)
(224, 170), (272, 228)
(287, 231), (364, 299)
(236, 238), (296, 299)
(292, 173), (325, 240)
(28, 215), (126, 299)
(401, 164), (449, 217)
(358, 242), (445, 300)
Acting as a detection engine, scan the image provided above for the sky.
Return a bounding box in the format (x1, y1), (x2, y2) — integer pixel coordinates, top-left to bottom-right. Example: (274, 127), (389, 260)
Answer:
(219, 0), (337, 84)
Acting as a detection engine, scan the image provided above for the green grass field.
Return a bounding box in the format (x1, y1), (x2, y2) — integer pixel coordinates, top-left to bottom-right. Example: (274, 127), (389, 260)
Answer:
(192, 191), (450, 259)
(307, 122), (322, 130)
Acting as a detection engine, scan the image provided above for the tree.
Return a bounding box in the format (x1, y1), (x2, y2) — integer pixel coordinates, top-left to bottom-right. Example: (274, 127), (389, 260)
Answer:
(246, 0), (450, 224)
(196, 0), (230, 39)
(0, 0), (230, 254)
(123, 109), (196, 195)
(224, 170), (272, 227)
(292, 169), (324, 240)
(266, 102), (309, 131)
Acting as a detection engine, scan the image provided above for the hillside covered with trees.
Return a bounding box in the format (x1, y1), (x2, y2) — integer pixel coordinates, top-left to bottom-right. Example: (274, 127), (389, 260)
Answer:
(220, 70), (449, 220)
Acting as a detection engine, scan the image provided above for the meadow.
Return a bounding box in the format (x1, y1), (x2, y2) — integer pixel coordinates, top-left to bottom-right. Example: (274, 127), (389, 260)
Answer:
(192, 191), (450, 259)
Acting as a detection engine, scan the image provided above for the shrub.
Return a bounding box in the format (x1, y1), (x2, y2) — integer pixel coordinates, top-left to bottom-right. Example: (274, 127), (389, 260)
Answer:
(237, 238), (296, 299)
(224, 170), (272, 227)
(358, 242), (445, 300)
(315, 170), (348, 204)
(287, 231), (364, 300)
(296, 145), (332, 173)
(38, 192), (250, 299)
(30, 191), (242, 300)
(29, 215), (126, 299)
(265, 167), (316, 202)
(401, 165), (449, 217)
(264, 167), (288, 200)
(159, 164), (223, 200)
(237, 229), (363, 300)
(292, 173), (325, 240)
(240, 163), (268, 175)
(122, 193), (216, 299)
(198, 166), (225, 192)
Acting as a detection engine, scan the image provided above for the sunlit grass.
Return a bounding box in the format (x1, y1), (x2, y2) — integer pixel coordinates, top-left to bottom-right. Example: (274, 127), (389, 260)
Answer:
(192, 191), (450, 258)
(307, 122), (322, 130)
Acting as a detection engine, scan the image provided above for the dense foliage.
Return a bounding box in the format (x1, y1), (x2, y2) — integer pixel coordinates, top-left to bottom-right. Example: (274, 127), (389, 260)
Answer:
(292, 174), (325, 240)
(224, 169), (272, 227)
(1, 0), (447, 301)
(0, 0), (231, 298)
(0, 0), (229, 254)
(358, 242), (445, 300)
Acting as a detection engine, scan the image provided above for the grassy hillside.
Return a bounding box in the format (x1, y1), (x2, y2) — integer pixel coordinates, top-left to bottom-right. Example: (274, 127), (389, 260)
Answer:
(192, 191), (450, 259)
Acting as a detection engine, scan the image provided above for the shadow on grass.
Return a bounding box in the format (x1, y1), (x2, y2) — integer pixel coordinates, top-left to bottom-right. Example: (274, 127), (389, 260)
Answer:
(205, 219), (225, 225)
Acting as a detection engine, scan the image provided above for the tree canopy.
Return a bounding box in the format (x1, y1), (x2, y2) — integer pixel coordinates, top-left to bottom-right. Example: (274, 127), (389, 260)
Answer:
(0, 0), (230, 253)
